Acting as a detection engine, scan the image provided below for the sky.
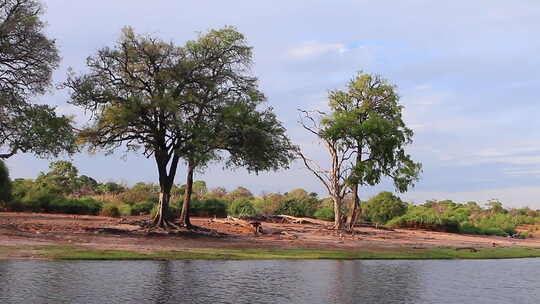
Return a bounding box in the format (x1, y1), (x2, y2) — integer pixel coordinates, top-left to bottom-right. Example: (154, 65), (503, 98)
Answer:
(5, 0), (540, 208)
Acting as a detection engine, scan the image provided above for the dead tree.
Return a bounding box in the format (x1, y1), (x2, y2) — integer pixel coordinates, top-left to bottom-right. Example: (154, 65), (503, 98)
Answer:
(295, 110), (352, 230)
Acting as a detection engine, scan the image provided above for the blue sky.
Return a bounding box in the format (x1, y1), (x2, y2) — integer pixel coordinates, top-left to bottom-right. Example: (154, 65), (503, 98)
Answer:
(6, 0), (540, 207)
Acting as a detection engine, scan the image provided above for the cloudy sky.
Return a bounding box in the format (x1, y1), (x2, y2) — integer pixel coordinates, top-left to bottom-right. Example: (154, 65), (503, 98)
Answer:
(6, 0), (540, 207)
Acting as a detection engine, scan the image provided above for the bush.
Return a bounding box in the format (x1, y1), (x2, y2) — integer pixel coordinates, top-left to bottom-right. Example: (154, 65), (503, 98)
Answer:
(101, 203), (121, 217)
(48, 197), (103, 215)
(314, 206), (334, 221)
(131, 199), (156, 215)
(363, 192), (407, 224)
(190, 198), (227, 217)
(275, 197), (319, 217)
(275, 198), (306, 217)
(20, 189), (63, 212)
(387, 205), (460, 232)
(228, 199), (258, 217)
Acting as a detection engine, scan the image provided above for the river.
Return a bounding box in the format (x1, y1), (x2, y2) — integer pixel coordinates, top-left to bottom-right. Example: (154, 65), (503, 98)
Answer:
(0, 259), (538, 303)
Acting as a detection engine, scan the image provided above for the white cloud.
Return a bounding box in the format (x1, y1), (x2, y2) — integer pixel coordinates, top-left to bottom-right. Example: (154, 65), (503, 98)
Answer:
(287, 41), (348, 59)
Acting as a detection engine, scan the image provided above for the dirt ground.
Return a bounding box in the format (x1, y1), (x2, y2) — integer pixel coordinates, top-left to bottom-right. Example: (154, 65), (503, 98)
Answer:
(1, 212), (539, 256)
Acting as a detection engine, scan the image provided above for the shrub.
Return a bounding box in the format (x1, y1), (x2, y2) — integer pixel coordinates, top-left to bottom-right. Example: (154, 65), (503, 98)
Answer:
(363, 192), (407, 224)
(190, 198), (227, 217)
(131, 199), (156, 215)
(275, 198), (307, 217)
(48, 197), (103, 215)
(20, 189), (63, 212)
(228, 199), (257, 217)
(387, 205), (460, 232)
(101, 203), (121, 217)
(253, 194), (285, 215)
(118, 203), (133, 216)
(314, 206), (334, 221)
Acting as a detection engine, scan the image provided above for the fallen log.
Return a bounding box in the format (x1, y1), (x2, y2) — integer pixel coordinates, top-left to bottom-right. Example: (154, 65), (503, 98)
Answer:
(227, 216), (263, 235)
(275, 215), (331, 226)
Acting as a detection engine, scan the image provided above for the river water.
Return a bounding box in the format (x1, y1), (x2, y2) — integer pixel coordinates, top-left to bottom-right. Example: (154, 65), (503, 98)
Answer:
(0, 259), (538, 303)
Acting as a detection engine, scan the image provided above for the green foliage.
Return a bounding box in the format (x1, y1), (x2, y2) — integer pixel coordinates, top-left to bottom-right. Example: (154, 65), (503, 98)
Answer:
(228, 199), (258, 217)
(253, 193), (285, 215)
(387, 199), (540, 236)
(227, 186), (254, 200)
(0, 160), (12, 205)
(190, 198), (228, 217)
(48, 197), (103, 215)
(96, 182), (125, 195)
(35, 161), (80, 194)
(275, 196), (319, 218)
(362, 192), (407, 224)
(314, 206), (335, 221)
(131, 199), (156, 215)
(0, 0), (76, 160)
(322, 72), (422, 192)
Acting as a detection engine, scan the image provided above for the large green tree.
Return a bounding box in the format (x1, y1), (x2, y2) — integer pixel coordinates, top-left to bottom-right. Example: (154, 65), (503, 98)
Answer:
(0, 0), (75, 159)
(323, 72), (422, 230)
(65, 27), (292, 229)
(172, 28), (292, 227)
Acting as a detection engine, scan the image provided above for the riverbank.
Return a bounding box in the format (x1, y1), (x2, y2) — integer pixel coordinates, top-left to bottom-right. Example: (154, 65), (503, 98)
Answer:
(1, 212), (540, 260)
(3, 244), (540, 260)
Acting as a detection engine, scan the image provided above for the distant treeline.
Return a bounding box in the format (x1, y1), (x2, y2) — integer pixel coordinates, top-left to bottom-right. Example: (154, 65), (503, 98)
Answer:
(1, 160), (538, 238)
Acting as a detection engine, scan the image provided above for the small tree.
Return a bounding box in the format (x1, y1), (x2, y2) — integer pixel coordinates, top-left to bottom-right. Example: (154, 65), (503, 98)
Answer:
(0, 0), (75, 159)
(35, 161), (79, 195)
(362, 191), (407, 224)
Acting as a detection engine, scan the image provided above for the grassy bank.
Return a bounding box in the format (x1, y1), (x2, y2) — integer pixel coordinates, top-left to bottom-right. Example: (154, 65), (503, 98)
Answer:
(3, 245), (540, 260)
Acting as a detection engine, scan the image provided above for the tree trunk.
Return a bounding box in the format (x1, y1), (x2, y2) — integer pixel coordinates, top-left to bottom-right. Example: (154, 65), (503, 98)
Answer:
(150, 152), (179, 230)
(179, 161), (194, 228)
(333, 196), (344, 230)
(153, 191), (172, 228)
(345, 183), (361, 231)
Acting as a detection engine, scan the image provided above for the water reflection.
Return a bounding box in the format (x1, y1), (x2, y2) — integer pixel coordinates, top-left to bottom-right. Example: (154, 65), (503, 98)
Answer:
(0, 259), (538, 304)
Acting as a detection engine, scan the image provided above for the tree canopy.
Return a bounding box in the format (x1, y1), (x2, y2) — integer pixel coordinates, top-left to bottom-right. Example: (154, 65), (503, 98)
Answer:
(0, 0), (75, 159)
(298, 72), (421, 229)
(65, 26), (292, 228)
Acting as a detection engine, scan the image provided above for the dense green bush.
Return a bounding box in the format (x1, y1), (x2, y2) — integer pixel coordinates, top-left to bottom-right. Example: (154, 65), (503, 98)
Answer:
(314, 206), (334, 221)
(190, 198), (227, 217)
(387, 205), (461, 232)
(275, 198), (312, 217)
(131, 199), (156, 215)
(362, 191), (407, 224)
(20, 189), (64, 212)
(228, 198), (258, 217)
(48, 197), (103, 215)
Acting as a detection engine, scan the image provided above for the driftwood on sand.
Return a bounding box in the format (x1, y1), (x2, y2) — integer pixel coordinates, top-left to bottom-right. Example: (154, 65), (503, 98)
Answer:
(274, 215), (332, 227)
(210, 216), (263, 235)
